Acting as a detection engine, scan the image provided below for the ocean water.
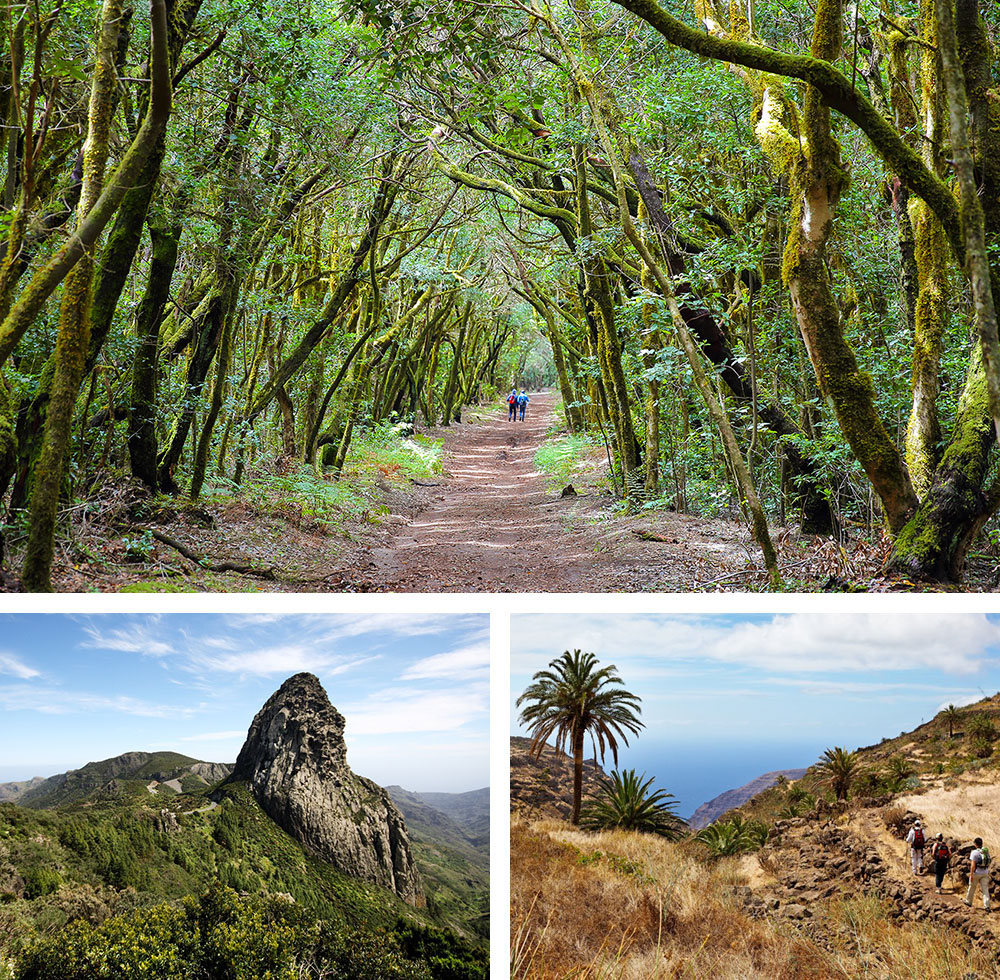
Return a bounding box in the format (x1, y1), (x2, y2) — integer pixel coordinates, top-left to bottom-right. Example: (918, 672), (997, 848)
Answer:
(592, 739), (829, 820)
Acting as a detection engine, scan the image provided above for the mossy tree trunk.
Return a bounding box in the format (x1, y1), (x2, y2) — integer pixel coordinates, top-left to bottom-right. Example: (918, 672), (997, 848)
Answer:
(21, 0), (123, 591)
(903, 1), (950, 497)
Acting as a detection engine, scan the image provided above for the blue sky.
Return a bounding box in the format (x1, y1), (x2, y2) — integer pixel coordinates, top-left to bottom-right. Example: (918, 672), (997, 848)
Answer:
(0, 613), (489, 793)
(511, 613), (1000, 817)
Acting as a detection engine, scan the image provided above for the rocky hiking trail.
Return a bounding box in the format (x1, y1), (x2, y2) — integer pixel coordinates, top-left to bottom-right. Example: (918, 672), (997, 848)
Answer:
(748, 802), (1000, 945)
(333, 390), (754, 592)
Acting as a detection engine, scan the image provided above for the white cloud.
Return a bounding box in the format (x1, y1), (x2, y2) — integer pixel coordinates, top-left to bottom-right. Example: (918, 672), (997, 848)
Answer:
(188, 645), (377, 677)
(400, 642), (489, 680)
(0, 652), (40, 679)
(340, 688), (488, 735)
(512, 613), (1000, 676)
(0, 686), (193, 718)
(935, 693), (991, 712)
(81, 621), (175, 658)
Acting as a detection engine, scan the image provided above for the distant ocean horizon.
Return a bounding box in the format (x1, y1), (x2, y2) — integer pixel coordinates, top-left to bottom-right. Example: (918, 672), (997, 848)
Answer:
(591, 739), (829, 820)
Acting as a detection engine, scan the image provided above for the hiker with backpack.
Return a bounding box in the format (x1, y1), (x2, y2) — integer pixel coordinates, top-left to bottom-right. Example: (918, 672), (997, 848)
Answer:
(507, 388), (518, 421)
(518, 390), (529, 421)
(964, 837), (991, 911)
(906, 819), (926, 875)
(932, 833), (951, 893)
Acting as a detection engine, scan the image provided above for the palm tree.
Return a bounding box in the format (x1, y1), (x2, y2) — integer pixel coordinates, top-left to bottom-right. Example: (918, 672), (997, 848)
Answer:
(815, 746), (860, 801)
(580, 769), (687, 838)
(516, 649), (644, 824)
(886, 756), (915, 791)
(942, 704), (962, 738)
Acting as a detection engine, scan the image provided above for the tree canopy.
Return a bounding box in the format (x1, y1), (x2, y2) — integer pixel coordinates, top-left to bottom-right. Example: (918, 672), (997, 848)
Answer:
(3, 0), (1000, 588)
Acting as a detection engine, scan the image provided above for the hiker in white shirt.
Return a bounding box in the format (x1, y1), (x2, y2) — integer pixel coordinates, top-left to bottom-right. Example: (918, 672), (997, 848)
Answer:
(905, 820), (926, 875)
(964, 837), (992, 911)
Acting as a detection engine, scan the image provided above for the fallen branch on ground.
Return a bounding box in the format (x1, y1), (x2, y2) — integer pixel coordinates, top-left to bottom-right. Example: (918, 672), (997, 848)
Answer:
(147, 529), (278, 580)
(633, 529), (673, 542)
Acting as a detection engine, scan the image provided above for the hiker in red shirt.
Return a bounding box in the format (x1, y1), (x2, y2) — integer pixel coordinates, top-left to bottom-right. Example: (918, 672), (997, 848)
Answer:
(932, 834), (951, 893)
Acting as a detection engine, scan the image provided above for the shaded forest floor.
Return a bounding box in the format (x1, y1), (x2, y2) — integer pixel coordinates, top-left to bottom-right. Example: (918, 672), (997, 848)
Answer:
(22, 391), (999, 592)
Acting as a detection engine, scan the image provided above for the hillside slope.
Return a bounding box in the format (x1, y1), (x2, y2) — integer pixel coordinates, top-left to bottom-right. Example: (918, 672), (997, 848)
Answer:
(688, 768), (808, 829)
(510, 736), (606, 819)
(512, 696), (1000, 979)
(387, 786), (490, 939)
(17, 752), (232, 809)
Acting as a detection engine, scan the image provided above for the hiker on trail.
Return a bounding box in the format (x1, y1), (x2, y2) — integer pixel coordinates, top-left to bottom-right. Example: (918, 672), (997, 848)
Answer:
(965, 837), (991, 911)
(518, 390), (529, 421)
(906, 820), (926, 874)
(932, 833), (951, 894)
(507, 388), (518, 422)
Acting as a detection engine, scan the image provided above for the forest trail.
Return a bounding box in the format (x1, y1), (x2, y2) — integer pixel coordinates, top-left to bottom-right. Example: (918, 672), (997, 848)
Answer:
(344, 391), (750, 592)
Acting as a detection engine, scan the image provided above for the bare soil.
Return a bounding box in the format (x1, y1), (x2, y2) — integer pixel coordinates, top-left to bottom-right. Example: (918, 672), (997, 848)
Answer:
(32, 390), (954, 592)
(341, 390), (752, 592)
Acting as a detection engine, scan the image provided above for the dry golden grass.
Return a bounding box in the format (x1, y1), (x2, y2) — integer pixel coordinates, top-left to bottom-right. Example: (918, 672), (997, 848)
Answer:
(511, 816), (837, 980)
(511, 816), (996, 980)
(895, 781), (1000, 848)
(822, 894), (995, 979)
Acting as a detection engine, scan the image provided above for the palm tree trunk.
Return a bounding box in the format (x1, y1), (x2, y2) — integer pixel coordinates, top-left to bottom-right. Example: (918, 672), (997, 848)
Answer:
(572, 728), (585, 825)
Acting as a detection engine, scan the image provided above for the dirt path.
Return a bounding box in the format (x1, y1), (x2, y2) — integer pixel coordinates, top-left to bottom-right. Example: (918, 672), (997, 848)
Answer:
(341, 390), (751, 592)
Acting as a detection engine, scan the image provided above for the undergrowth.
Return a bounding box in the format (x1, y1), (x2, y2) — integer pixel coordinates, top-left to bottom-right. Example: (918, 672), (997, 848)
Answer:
(219, 425), (444, 530)
(533, 434), (596, 489)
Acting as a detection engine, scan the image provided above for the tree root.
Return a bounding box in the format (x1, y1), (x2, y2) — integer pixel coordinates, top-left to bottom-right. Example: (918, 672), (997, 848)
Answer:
(148, 529), (278, 580)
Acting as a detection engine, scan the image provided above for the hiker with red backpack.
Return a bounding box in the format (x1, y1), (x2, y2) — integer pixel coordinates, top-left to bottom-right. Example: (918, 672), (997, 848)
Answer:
(507, 387), (518, 421)
(932, 833), (951, 893)
(964, 837), (992, 911)
(906, 819), (926, 875)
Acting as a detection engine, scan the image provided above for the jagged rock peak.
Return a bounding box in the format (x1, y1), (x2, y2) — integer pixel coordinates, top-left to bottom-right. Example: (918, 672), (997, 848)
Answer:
(233, 672), (348, 780)
(230, 672), (422, 904)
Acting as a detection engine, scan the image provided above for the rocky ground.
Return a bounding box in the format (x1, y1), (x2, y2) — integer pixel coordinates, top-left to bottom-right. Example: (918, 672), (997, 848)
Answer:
(741, 799), (999, 946)
(509, 736), (607, 822)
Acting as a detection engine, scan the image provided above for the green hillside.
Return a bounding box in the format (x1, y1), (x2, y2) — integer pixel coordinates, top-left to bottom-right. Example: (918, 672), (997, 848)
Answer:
(0, 779), (486, 979)
(18, 753), (207, 809)
(387, 787), (489, 940)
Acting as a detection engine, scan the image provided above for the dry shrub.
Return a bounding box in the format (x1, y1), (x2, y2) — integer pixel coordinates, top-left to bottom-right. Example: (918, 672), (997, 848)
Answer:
(825, 894), (995, 978)
(881, 805), (908, 837)
(511, 824), (667, 978)
(511, 821), (841, 980)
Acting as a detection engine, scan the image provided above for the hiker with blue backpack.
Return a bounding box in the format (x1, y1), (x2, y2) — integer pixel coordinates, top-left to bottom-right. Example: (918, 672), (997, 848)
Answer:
(965, 837), (991, 910)
(507, 388), (518, 421)
(518, 390), (529, 421)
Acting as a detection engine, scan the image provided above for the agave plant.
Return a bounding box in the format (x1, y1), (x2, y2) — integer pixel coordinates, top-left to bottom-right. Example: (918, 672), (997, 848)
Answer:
(696, 815), (768, 856)
(786, 785), (814, 806)
(580, 768), (687, 839)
